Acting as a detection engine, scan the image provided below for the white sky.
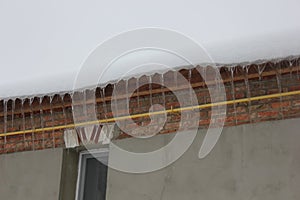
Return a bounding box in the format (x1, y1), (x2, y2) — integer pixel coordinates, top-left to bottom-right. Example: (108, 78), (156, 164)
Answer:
(0, 0), (300, 98)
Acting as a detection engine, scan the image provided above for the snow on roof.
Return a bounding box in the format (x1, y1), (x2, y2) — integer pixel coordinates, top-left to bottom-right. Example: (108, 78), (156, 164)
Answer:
(1, 29), (300, 100)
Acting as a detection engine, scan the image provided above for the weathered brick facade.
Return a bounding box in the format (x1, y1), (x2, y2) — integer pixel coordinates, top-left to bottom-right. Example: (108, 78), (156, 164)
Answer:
(1, 57), (300, 154)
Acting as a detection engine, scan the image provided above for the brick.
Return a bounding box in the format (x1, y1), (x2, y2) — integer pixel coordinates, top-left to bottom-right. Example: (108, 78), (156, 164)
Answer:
(271, 101), (291, 109)
(258, 111), (279, 118)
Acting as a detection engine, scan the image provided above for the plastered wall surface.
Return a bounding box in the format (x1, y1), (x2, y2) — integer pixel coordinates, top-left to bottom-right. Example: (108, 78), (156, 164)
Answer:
(0, 118), (299, 200)
(0, 148), (63, 200)
(107, 118), (300, 200)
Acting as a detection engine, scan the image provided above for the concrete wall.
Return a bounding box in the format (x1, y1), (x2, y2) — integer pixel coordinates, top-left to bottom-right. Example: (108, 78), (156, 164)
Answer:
(0, 148), (63, 200)
(0, 118), (299, 200)
(106, 118), (300, 200)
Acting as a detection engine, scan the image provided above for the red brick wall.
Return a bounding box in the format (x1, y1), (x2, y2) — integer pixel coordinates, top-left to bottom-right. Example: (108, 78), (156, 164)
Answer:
(0, 58), (300, 154)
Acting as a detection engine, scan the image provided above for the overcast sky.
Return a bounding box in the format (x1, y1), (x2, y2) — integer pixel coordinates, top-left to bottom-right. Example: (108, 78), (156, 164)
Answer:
(0, 0), (300, 98)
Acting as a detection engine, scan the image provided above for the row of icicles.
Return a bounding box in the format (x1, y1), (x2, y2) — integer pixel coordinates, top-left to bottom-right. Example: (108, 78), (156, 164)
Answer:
(0, 59), (299, 150)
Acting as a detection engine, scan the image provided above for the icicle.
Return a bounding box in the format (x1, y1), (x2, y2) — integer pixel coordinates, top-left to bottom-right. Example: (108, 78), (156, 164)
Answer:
(202, 66), (206, 80)
(275, 64), (283, 119)
(113, 84), (119, 117)
(136, 78), (140, 113)
(101, 88), (108, 121)
(230, 67), (238, 125)
(244, 66), (252, 123)
(3, 100), (7, 152)
(11, 100), (15, 130)
(289, 60), (294, 79)
(188, 69), (193, 107)
(125, 80), (130, 113)
(258, 64), (266, 81)
(201, 66), (207, 88)
(29, 98), (35, 151)
(149, 75), (153, 108)
(161, 74), (166, 108)
(173, 71), (178, 88)
(94, 88), (101, 121)
(50, 96), (55, 148)
(60, 95), (67, 125)
(21, 99), (26, 145)
(202, 66), (207, 104)
(215, 67), (223, 100)
(297, 59), (300, 80)
(82, 90), (88, 120)
(39, 97), (45, 148)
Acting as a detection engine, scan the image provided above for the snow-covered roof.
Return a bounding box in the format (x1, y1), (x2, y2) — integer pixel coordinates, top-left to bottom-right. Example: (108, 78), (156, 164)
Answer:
(1, 1), (300, 99)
